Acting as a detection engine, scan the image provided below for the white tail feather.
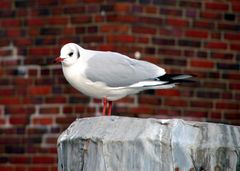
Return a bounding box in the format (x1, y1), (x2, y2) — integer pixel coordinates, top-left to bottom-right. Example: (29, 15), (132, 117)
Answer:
(129, 81), (167, 88)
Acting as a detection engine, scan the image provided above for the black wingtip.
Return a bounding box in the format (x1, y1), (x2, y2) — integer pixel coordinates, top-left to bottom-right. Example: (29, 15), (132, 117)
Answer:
(156, 74), (196, 85)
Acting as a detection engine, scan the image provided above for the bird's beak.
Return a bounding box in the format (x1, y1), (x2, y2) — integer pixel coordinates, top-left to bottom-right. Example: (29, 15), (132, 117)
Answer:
(55, 57), (64, 63)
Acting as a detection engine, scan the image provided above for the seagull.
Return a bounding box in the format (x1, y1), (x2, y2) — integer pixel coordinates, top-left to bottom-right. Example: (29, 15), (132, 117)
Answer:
(55, 43), (194, 116)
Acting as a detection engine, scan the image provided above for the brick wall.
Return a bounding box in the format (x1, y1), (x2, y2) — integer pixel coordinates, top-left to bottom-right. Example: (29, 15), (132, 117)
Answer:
(0, 0), (239, 170)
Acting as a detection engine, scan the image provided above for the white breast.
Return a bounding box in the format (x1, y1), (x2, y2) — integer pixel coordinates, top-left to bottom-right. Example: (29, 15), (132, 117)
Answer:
(62, 62), (138, 101)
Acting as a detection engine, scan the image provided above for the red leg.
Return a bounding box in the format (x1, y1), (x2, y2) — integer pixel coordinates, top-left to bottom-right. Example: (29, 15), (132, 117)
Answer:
(108, 101), (113, 116)
(102, 97), (107, 116)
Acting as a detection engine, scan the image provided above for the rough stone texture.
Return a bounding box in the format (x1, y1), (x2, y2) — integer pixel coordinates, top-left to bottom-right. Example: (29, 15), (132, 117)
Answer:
(57, 116), (240, 171)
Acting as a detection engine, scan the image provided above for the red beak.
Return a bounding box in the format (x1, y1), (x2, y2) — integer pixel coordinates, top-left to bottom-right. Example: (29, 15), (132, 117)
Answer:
(55, 57), (64, 63)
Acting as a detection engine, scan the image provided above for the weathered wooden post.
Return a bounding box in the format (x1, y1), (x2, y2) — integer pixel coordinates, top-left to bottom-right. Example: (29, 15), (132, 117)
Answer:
(57, 116), (240, 171)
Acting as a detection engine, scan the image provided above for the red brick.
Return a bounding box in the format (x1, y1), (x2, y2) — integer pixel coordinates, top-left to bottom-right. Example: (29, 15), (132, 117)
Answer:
(52, 7), (65, 15)
(10, 156), (31, 164)
(28, 28), (39, 36)
(27, 127), (48, 134)
(61, 0), (78, 4)
(190, 59), (214, 68)
(94, 15), (105, 22)
(83, 35), (104, 43)
(229, 83), (240, 90)
(56, 116), (76, 124)
(28, 86), (52, 95)
(100, 24), (129, 33)
(184, 110), (208, 118)
(47, 16), (69, 25)
(132, 26), (157, 34)
(107, 35), (135, 43)
(63, 106), (74, 114)
(221, 92), (233, 100)
(156, 89), (180, 97)
(117, 96), (135, 104)
(145, 6), (158, 14)
(0, 88), (14, 96)
(14, 78), (34, 86)
(0, 48), (12, 56)
(45, 96), (67, 104)
(32, 116), (54, 125)
(1, 19), (21, 27)
(139, 96), (160, 105)
(0, 97), (21, 105)
(211, 32), (221, 39)
(71, 15), (91, 24)
(16, 8), (28, 17)
(200, 11), (222, 20)
(205, 2), (228, 11)
(224, 33), (240, 41)
(7, 29), (22, 37)
(39, 106), (59, 114)
(29, 47), (52, 56)
(156, 109), (181, 116)
(205, 42), (227, 50)
(131, 106), (155, 114)
(141, 56), (159, 64)
(164, 98), (188, 107)
(232, 3), (240, 12)
(50, 166), (58, 171)
(230, 44), (240, 51)
(28, 166), (49, 171)
(216, 102), (239, 110)
(6, 106), (35, 115)
(63, 27), (76, 35)
(83, 0), (102, 3)
(98, 44), (116, 51)
(160, 8), (182, 16)
(158, 28), (183, 37)
(0, 118), (5, 125)
(15, 38), (32, 46)
(203, 81), (226, 89)
(138, 16), (163, 26)
(158, 48), (181, 56)
(152, 38), (175, 46)
(185, 30), (208, 38)
(27, 18), (45, 26)
(114, 3), (131, 13)
(32, 156), (56, 164)
(190, 100), (213, 108)
(137, 37), (149, 44)
(179, 1), (201, 8)
(166, 18), (189, 27)
(194, 20), (214, 29)
(15, 166), (27, 171)
(224, 112), (240, 120)
(0, 166), (15, 171)
(222, 73), (240, 80)
(210, 112), (222, 119)
(37, 0), (58, 6)
(114, 15), (137, 23)
(218, 23), (238, 31)
(75, 105), (85, 113)
(65, 5), (81, 14)
(45, 136), (57, 145)
(211, 52), (233, 60)
(0, 1), (11, 8)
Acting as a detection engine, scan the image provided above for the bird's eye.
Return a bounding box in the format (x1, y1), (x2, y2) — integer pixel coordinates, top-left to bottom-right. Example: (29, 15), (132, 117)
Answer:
(68, 52), (73, 57)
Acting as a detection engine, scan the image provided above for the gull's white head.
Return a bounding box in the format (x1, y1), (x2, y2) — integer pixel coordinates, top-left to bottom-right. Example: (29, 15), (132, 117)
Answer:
(55, 43), (82, 66)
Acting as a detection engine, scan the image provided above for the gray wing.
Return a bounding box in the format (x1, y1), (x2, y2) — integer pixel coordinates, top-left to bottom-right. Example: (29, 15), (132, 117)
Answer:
(84, 51), (165, 87)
